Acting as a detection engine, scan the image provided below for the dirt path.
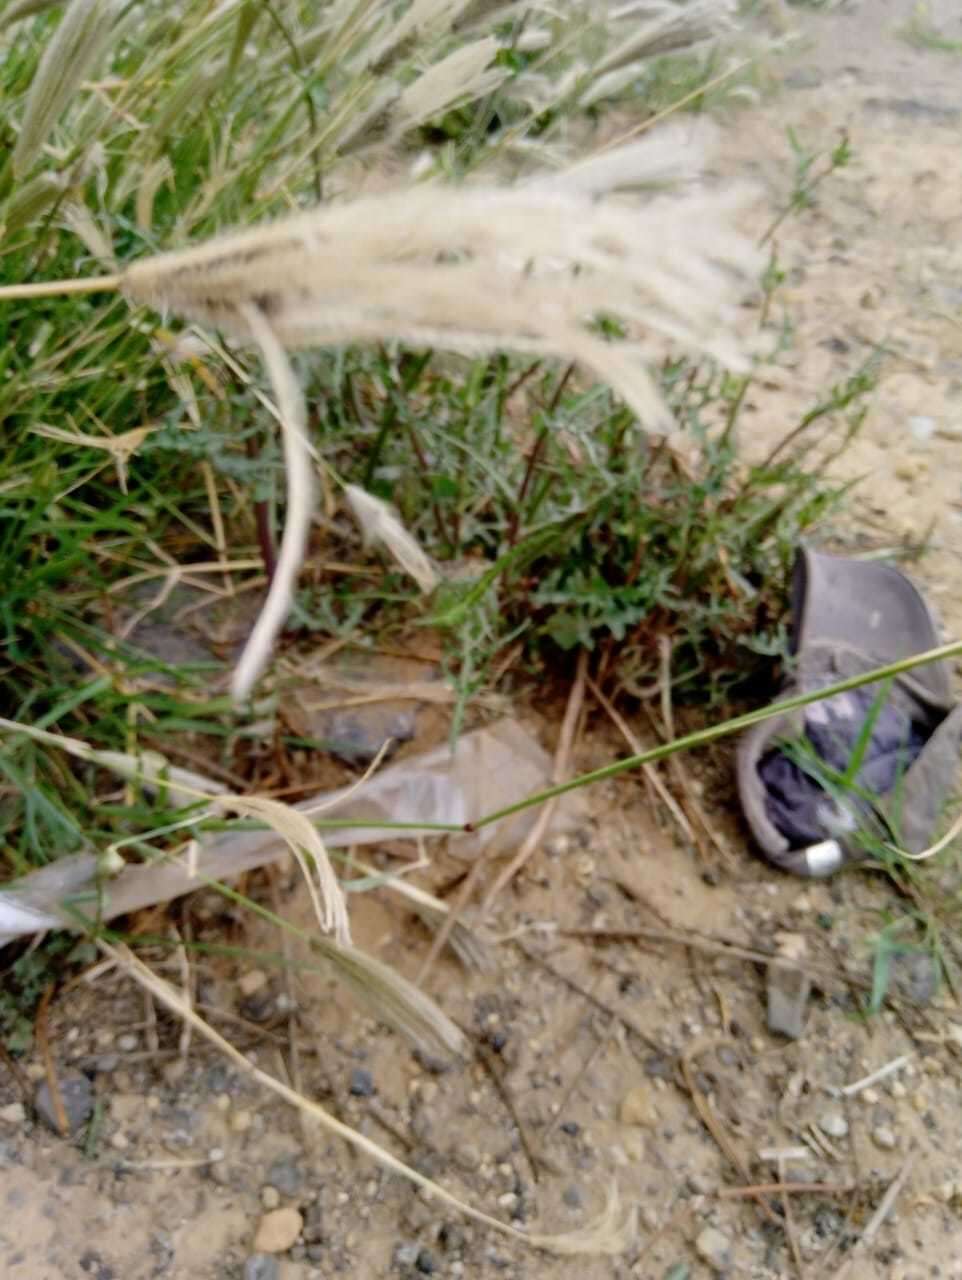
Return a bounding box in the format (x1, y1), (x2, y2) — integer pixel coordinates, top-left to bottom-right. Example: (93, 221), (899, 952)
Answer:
(2, 4), (961, 1279)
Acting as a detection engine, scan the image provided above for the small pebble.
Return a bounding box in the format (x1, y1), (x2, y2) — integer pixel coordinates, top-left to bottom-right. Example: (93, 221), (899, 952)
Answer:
(238, 969), (268, 997)
(860, 1088), (880, 1105)
(262, 1186), (281, 1210)
(231, 1109), (254, 1134)
(767, 965), (811, 1040)
(110, 1132), (129, 1151)
(267, 1156), (303, 1196)
(695, 1226), (733, 1273)
(415, 1248), (436, 1274)
(116, 1033), (139, 1053)
(0, 1103), (26, 1125)
(349, 1067), (375, 1098)
(908, 415), (936, 443)
(243, 1256), (280, 1280)
(873, 1125), (898, 1151)
(253, 1207), (303, 1254)
(35, 1072), (94, 1136)
(619, 1083), (658, 1128)
(818, 1111), (848, 1140)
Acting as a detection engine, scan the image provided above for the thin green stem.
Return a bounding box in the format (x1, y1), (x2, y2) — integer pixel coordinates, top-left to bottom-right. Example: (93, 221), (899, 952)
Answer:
(471, 640), (962, 831)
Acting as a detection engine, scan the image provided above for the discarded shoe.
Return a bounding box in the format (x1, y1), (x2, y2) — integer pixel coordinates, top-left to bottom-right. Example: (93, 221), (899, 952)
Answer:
(737, 547), (962, 876)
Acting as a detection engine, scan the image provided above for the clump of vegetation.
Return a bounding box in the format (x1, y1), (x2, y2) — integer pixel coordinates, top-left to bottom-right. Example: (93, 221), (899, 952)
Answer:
(898, 2), (962, 53)
(0, 0), (878, 881)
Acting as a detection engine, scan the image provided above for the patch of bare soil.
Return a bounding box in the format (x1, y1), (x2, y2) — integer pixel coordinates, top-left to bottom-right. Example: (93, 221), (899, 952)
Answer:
(3, 4), (962, 1279)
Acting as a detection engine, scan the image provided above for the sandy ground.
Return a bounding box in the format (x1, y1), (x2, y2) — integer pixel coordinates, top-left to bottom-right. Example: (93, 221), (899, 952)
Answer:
(2, 3), (962, 1279)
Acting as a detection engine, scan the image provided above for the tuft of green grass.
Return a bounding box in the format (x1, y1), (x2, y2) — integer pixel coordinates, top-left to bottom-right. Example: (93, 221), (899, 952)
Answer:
(898, 2), (962, 53)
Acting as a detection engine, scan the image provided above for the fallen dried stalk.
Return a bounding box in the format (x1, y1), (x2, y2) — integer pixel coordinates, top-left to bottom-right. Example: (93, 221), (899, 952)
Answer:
(101, 940), (637, 1256)
(836, 1053), (914, 1098)
(680, 1038), (782, 1230)
(828, 1153), (916, 1280)
(586, 673), (696, 847)
(35, 983), (68, 1137)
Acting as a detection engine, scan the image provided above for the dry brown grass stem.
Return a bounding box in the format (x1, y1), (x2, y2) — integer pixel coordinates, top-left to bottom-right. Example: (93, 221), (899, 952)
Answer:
(101, 939), (638, 1256)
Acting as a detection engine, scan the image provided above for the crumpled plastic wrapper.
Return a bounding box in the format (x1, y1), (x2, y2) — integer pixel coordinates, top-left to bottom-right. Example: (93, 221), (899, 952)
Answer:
(0, 718), (580, 945)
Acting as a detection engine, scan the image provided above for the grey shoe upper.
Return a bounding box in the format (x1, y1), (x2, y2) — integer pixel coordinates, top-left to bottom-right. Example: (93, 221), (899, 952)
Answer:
(737, 548), (962, 877)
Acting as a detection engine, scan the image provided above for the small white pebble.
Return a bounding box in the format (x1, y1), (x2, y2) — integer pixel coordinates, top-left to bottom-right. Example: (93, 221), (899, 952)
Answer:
(0, 1103), (26, 1125)
(890, 1081), (907, 1100)
(861, 1088), (880, 1105)
(230, 1109), (252, 1134)
(110, 1132), (129, 1151)
(872, 1126), (897, 1151)
(237, 969), (268, 997)
(208, 1147), (225, 1162)
(65, 1027), (80, 1044)
(116, 1033), (139, 1053)
(214, 1094), (230, 1112)
(261, 1186), (281, 1210)
(819, 1111), (849, 1139)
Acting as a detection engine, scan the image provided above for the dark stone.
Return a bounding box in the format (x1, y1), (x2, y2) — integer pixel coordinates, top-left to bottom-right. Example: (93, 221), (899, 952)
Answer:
(411, 1049), (450, 1075)
(239, 992), (275, 1023)
(892, 951), (939, 1006)
(35, 1072), (94, 1135)
(266, 1156), (303, 1196)
(79, 1253), (114, 1280)
(767, 966), (812, 1040)
(349, 1067), (375, 1097)
(644, 1053), (674, 1081)
(302, 1203), (325, 1244)
(415, 1249), (436, 1275)
(438, 1223), (465, 1253)
(243, 1257), (280, 1280)
(783, 67), (823, 90)
(559, 1120), (580, 1136)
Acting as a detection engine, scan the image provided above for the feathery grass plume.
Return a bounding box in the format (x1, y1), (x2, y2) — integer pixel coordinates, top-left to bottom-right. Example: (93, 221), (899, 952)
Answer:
(115, 137), (758, 693)
(231, 304), (316, 702)
(345, 484), (440, 594)
(104, 939), (636, 1254)
(312, 933), (465, 1055)
(12, 0), (113, 178)
(2, 172), (66, 236)
(120, 147), (760, 424)
(214, 795), (351, 946)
